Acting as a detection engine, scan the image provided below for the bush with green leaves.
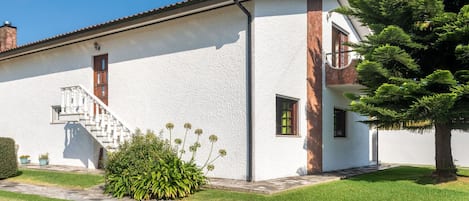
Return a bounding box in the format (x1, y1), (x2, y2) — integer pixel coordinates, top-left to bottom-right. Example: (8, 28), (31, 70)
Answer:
(0, 137), (18, 179)
(104, 129), (206, 200)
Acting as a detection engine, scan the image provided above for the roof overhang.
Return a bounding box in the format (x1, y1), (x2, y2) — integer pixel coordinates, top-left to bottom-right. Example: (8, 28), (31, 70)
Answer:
(0, 0), (244, 61)
(337, 0), (371, 41)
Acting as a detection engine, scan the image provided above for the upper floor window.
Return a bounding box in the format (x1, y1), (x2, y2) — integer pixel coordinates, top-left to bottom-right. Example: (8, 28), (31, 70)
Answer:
(276, 96), (298, 136)
(332, 25), (349, 68)
(334, 108), (346, 137)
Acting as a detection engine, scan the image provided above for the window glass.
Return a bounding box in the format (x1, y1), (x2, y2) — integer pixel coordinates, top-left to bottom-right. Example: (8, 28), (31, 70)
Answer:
(276, 96), (298, 136)
(334, 108), (346, 137)
(332, 26), (349, 68)
(101, 59), (106, 70)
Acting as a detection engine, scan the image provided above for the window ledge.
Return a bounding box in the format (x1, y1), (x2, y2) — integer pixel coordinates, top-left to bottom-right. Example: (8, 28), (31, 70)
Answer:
(276, 134), (302, 138)
(50, 121), (67, 125)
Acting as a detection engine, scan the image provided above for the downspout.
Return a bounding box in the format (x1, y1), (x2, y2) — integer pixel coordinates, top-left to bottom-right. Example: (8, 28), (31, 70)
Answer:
(234, 0), (253, 182)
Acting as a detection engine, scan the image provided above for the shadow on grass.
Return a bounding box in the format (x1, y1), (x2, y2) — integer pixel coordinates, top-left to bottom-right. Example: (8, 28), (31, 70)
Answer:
(0, 170), (23, 181)
(16, 171), (24, 177)
(347, 166), (439, 185)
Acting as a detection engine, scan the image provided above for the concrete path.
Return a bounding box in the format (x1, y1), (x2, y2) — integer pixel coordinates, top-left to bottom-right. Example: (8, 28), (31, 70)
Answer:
(0, 181), (132, 201)
(20, 164), (104, 175)
(0, 164), (396, 200)
(208, 164), (396, 194)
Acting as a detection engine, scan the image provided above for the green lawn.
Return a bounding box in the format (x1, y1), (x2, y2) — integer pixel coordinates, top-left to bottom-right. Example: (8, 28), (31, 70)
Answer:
(0, 190), (68, 201)
(3, 166), (468, 201)
(7, 169), (103, 189)
(184, 166), (469, 201)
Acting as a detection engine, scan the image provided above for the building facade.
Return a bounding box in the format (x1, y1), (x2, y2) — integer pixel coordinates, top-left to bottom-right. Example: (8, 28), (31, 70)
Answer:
(0, 0), (370, 181)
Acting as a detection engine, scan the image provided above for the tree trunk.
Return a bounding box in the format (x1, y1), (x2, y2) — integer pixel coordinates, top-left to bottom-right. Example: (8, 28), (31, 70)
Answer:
(434, 123), (457, 182)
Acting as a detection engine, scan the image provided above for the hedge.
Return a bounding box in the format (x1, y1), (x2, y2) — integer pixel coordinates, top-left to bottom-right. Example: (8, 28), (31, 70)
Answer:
(0, 137), (18, 179)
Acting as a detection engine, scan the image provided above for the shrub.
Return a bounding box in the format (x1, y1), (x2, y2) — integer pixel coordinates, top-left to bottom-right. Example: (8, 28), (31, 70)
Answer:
(38, 153), (49, 160)
(0, 137), (18, 179)
(104, 129), (206, 200)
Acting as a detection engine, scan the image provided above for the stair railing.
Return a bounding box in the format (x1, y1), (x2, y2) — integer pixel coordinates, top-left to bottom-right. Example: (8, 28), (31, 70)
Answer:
(61, 85), (132, 149)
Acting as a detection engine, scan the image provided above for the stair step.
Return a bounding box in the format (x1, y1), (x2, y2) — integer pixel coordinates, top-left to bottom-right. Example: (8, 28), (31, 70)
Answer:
(83, 121), (96, 125)
(95, 134), (113, 138)
(100, 139), (113, 143)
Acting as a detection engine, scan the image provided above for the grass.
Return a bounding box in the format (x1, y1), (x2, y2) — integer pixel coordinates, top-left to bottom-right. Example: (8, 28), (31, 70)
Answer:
(184, 166), (469, 201)
(6, 169), (103, 189)
(2, 166), (468, 201)
(0, 190), (68, 201)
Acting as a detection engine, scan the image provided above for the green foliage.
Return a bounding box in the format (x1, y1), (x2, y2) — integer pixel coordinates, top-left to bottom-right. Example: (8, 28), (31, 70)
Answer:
(455, 44), (469, 64)
(104, 129), (206, 200)
(337, 0), (469, 179)
(0, 137), (18, 179)
(336, 0), (469, 130)
(38, 153), (49, 160)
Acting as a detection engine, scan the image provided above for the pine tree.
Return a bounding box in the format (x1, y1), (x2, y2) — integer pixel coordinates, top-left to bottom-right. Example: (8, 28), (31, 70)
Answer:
(336, 0), (469, 181)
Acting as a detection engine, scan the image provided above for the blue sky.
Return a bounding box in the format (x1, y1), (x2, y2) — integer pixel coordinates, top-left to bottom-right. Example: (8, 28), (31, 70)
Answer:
(0, 0), (182, 45)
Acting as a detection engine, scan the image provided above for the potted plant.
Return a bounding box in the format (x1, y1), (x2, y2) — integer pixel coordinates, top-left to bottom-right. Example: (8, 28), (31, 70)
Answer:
(38, 153), (49, 166)
(19, 155), (30, 164)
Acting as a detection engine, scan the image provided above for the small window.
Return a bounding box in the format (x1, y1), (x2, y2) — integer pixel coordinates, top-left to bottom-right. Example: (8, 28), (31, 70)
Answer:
(51, 105), (64, 124)
(276, 96), (298, 136)
(101, 58), (106, 70)
(334, 108), (346, 137)
(332, 26), (349, 68)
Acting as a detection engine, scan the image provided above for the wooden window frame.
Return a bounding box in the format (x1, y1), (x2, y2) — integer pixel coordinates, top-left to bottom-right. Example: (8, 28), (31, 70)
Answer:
(334, 108), (347, 138)
(276, 96), (299, 136)
(332, 25), (349, 68)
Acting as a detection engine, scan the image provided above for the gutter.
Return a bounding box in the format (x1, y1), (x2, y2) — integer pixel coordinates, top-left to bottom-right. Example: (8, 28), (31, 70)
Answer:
(0, 0), (233, 61)
(234, 0), (253, 182)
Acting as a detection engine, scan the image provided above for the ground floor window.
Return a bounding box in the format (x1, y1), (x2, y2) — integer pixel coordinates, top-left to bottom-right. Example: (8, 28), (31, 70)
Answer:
(334, 108), (346, 137)
(276, 96), (298, 136)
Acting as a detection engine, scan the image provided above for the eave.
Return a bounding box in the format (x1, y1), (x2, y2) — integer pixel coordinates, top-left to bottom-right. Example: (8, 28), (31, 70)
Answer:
(0, 0), (241, 61)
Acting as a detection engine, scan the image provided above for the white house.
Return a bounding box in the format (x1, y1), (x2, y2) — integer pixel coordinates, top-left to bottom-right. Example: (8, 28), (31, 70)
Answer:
(0, 0), (371, 181)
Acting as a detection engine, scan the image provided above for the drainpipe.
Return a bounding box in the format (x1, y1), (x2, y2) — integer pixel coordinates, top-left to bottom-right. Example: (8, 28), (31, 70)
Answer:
(235, 0), (253, 182)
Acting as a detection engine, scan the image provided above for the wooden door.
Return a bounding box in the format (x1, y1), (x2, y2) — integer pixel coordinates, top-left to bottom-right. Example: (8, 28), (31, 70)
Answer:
(93, 54), (108, 105)
(93, 54), (108, 169)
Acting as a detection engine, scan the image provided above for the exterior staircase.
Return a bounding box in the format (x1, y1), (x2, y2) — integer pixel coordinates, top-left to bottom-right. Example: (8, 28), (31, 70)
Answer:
(58, 85), (132, 151)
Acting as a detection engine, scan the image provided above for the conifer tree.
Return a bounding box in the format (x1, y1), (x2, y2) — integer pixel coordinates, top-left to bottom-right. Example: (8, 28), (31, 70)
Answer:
(336, 0), (469, 181)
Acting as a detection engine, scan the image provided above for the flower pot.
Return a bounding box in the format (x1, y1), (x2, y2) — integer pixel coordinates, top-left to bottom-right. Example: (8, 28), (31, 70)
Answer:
(20, 158), (30, 164)
(39, 159), (48, 166)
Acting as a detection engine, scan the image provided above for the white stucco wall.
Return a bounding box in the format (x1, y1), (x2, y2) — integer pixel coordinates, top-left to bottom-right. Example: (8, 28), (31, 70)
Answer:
(0, 44), (101, 168)
(0, 5), (248, 180)
(105, 5), (248, 180)
(379, 130), (469, 167)
(322, 0), (371, 171)
(252, 0), (309, 181)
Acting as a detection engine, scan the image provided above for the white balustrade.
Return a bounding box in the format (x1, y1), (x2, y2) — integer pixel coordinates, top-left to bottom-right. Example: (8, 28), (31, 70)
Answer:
(60, 85), (133, 150)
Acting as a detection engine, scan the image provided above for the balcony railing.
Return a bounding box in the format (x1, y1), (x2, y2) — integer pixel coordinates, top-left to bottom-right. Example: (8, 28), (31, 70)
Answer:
(325, 51), (362, 90)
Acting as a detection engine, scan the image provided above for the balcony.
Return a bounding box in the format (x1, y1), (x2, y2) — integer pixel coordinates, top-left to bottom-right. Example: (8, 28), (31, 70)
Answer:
(325, 51), (364, 92)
